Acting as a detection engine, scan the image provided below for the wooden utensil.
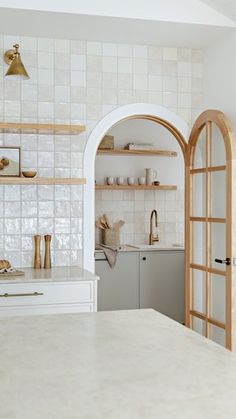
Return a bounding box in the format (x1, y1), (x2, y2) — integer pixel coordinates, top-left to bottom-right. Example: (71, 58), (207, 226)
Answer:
(95, 221), (105, 230)
(103, 214), (112, 229)
(99, 216), (109, 229)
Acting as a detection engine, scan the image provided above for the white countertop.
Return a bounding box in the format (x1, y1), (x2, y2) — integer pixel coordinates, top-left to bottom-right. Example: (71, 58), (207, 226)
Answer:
(0, 266), (99, 284)
(1, 309), (236, 419)
(95, 243), (184, 254)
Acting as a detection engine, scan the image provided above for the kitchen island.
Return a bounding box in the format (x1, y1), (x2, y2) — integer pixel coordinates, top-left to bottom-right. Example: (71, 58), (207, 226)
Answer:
(1, 309), (236, 419)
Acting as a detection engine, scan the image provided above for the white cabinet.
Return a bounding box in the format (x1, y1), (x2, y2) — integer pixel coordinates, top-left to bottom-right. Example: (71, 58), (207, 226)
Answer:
(0, 267), (98, 317)
(140, 251), (184, 323)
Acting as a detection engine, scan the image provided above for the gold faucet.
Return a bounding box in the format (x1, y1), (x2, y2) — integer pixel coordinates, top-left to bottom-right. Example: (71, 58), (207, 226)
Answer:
(149, 209), (159, 245)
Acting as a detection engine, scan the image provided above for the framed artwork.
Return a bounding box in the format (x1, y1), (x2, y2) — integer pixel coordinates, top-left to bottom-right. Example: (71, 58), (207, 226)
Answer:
(0, 147), (21, 177)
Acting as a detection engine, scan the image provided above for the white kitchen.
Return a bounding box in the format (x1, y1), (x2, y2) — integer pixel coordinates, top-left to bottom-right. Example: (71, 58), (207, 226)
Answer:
(1, 1), (236, 418)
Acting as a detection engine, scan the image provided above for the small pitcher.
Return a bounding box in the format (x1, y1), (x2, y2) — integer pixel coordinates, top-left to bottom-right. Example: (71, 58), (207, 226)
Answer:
(145, 168), (157, 185)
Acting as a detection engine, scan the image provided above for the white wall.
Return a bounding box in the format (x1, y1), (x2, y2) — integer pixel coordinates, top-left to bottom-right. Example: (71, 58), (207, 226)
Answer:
(204, 29), (236, 130)
(0, 34), (203, 267)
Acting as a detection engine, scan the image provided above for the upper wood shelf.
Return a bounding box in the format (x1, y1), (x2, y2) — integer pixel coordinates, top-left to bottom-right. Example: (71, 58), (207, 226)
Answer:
(97, 148), (177, 157)
(0, 122), (85, 135)
(0, 177), (86, 185)
(95, 184), (177, 190)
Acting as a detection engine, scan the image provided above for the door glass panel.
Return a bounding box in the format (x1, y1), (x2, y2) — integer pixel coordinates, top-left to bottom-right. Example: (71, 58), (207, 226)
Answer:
(192, 269), (206, 314)
(193, 126), (206, 168)
(211, 223), (226, 271)
(210, 171), (226, 218)
(210, 274), (226, 323)
(211, 124), (226, 167)
(209, 324), (225, 347)
(192, 173), (206, 217)
(192, 316), (206, 336)
(192, 222), (206, 265)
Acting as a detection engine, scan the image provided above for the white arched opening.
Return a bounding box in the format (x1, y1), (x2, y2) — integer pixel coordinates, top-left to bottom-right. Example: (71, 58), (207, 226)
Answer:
(83, 103), (189, 272)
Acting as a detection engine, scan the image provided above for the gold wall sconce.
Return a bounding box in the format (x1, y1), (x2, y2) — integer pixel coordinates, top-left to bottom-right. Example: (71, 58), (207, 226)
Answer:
(4, 44), (30, 80)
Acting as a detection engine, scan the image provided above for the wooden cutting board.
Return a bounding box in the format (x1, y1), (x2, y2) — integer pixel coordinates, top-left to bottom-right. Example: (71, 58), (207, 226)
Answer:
(0, 270), (25, 278)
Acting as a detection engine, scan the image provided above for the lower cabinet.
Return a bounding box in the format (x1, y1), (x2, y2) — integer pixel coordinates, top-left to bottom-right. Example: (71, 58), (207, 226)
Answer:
(140, 251), (184, 323)
(0, 281), (97, 317)
(96, 252), (140, 311)
(96, 250), (184, 323)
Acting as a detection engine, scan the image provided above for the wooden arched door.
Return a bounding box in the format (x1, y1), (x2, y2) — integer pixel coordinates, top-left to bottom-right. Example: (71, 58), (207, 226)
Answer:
(185, 110), (234, 350)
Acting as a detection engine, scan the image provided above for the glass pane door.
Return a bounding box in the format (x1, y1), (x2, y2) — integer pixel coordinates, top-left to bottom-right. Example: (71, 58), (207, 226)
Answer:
(186, 117), (231, 348)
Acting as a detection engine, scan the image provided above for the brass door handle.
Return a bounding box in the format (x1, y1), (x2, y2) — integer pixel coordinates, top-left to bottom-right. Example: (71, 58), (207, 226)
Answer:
(0, 291), (44, 298)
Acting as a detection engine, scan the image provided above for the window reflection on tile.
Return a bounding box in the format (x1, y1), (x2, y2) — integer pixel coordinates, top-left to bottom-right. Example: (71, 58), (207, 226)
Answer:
(54, 234), (70, 250)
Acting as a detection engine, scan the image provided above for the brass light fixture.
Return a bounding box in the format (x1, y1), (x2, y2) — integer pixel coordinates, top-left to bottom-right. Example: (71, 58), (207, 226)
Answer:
(4, 44), (30, 80)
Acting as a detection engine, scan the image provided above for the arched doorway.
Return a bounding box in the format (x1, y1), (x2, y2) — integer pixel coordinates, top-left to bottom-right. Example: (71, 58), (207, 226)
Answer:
(83, 104), (235, 350)
(83, 103), (188, 272)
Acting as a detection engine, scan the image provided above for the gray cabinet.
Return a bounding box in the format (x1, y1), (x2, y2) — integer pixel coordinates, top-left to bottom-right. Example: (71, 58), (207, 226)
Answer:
(96, 252), (139, 311)
(140, 251), (184, 323)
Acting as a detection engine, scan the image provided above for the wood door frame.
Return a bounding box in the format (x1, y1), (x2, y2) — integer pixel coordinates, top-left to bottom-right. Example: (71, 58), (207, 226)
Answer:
(185, 110), (234, 350)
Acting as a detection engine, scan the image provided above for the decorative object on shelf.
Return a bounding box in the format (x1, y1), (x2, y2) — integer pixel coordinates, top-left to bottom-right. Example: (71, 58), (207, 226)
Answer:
(145, 168), (157, 185)
(34, 235), (41, 269)
(138, 176), (146, 185)
(0, 260), (11, 270)
(0, 146), (21, 177)
(98, 135), (114, 150)
(4, 44), (30, 80)
(44, 235), (52, 269)
(96, 215), (125, 246)
(21, 170), (37, 178)
(153, 181), (160, 186)
(106, 176), (115, 185)
(127, 176), (135, 185)
(125, 142), (155, 151)
(117, 176), (125, 185)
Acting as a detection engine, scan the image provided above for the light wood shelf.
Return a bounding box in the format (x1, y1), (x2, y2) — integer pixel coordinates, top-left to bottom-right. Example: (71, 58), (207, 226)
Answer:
(0, 177), (86, 185)
(97, 148), (177, 157)
(95, 184), (177, 190)
(0, 122), (85, 135)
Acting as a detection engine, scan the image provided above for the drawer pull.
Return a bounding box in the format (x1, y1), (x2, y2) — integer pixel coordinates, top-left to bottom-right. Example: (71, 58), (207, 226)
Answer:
(0, 292), (44, 298)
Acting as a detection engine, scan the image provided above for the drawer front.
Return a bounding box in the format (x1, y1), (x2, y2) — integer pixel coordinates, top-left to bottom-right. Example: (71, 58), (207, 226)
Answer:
(0, 303), (95, 317)
(0, 281), (94, 307)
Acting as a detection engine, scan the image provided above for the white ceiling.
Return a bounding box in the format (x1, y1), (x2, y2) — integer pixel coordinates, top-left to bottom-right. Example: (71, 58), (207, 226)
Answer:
(201, 0), (236, 21)
(0, 7), (234, 48)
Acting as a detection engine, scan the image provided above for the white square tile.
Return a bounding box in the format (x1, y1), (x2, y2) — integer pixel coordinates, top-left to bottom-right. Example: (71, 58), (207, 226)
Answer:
(22, 201), (37, 217)
(38, 102), (54, 118)
(163, 47), (177, 61)
(87, 56), (102, 72)
(71, 103), (86, 119)
(20, 36), (37, 51)
(38, 151), (54, 168)
(38, 185), (54, 200)
(71, 54), (86, 71)
(133, 58), (147, 74)
(178, 62), (191, 77)
(54, 53), (70, 70)
(5, 218), (20, 234)
(148, 46), (162, 60)
(4, 185), (21, 201)
(5, 234), (20, 251)
(117, 44), (133, 57)
(5, 201), (21, 217)
(70, 40), (86, 54)
(163, 92), (178, 107)
(103, 57), (117, 73)
(38, 38), (54, 52)
(118, 57), (132, 74)
(39, 201), (54, 217)
(54, 234), (70, 250)
(55, 218), (70, 233)
(87, 42), (102, 56)
(71, 71), (86, 87)
(38, 218), (54, 234)
(38, 52), (54, 69)
(133, 45), (147, 58)
(55, 39), (70, 53)
(55, 185), (70, 201)
(38, 69), (54, 85)
(163, 76), (177, 92)
(148, 75), (162, 91)
(133, 74), (147, 90)
(54, 69), (70, 86)
(102, 43), (117, 56)
(148, 60), (162, 75)
(102, 73), (117, 88)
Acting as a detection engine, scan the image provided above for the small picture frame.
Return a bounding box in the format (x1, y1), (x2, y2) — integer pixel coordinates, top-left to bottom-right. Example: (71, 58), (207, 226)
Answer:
(0, 146), (21, 177)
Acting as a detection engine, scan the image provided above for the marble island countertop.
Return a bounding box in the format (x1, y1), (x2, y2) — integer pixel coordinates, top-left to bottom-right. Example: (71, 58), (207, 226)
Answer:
(1, 309), (236, 419)
(0, 266), (99, 284)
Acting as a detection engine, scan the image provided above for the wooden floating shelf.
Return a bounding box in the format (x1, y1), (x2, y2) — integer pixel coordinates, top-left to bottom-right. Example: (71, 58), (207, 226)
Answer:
(0, 122), (85, 135)
(95, 184), (177, 190)
(97, 149), (177, 157)
(0, 177), (86, 185)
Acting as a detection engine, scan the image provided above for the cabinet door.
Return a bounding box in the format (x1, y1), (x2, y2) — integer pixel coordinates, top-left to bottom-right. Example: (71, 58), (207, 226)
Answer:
(96, 252), (139, 311)
(140, 251), (184, 323)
